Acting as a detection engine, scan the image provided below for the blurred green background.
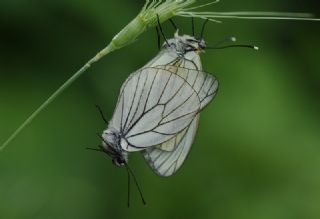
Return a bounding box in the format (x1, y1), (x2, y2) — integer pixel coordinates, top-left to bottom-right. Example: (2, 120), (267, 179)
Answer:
(1, 0), (320, 218)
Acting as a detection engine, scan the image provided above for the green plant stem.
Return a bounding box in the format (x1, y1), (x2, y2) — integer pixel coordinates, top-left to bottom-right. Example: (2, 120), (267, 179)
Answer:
(0, 45), (114, 151)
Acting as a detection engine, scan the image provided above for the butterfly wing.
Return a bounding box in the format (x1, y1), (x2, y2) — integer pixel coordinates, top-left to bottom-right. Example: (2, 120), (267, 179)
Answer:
(158, 65), (218, 110)
(142, 66), (218, 176)
(108, 67), (201, 152)
(143, 115), (199, 177)
(145, 48), (202, 71)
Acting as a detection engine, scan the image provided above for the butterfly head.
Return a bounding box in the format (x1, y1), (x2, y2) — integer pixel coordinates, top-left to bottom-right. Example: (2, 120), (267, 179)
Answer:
(112, 155), (126, 167)
(164, 31), (206, 57)
(100, 143), (128, 167)
(180, 34), (207, 53)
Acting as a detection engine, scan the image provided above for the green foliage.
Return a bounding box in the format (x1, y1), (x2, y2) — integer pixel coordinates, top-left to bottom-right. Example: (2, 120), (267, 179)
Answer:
(0, 0), (319, 218)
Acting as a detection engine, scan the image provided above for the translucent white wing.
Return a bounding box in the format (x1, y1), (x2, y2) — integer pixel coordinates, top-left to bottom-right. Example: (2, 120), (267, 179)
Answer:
(145, 49), (178, 67)
(143, 66), (218, 176)
(108, 67), (201, 152)
(157, 65), (218, 109)
(143, 115), (199, 177)
(146, 47), (202, 70)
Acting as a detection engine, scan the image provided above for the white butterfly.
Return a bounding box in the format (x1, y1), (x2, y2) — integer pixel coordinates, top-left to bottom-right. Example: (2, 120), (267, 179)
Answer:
(100, 30), (218, 177)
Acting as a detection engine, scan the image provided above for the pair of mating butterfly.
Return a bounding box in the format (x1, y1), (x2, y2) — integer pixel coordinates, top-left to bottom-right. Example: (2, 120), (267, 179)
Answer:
(90, 18), (256, 206)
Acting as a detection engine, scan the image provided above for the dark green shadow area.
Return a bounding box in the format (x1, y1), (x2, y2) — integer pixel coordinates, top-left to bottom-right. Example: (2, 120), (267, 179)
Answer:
(0, 0), (319, 218)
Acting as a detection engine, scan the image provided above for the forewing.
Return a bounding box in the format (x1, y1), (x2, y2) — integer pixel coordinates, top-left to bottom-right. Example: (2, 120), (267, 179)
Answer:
(109, 67), (201, 152)
(143, 115), (199, 177)
(145, 48), (202, 71)
(145, 49), (178, 67)
(156, 65), (219, 110)
(108, 73), (136, 132)
(142, 67), (218, 175)
(155, 128), (188, 152)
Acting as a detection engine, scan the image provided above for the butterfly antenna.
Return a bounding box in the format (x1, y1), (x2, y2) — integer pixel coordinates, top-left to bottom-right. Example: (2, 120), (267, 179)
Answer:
(126, 166), (131, 208)
(210, 36), (237, 47)
(200, 19), (209, 39)
(86, 147), (103, 152)
(191, 17), (195, 36)
(169, 19), (178, 31)
(156, 14), (169, 46)
(95, 105), (108, 124)
(96, 133), (109, 147)
(207, 44), (259, 50)
(125, 164), (147, 206)
(156, 26), (161, 50)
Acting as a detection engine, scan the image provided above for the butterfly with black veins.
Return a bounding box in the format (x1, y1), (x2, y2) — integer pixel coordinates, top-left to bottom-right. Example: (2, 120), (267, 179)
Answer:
(99, 29), (219, 178)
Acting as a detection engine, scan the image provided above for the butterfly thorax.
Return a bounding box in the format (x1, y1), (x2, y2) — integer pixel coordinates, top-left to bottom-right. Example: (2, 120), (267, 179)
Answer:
(151, 31), (205, 70)
(164, 31), (206, 57)
(102, 128), (128, 167)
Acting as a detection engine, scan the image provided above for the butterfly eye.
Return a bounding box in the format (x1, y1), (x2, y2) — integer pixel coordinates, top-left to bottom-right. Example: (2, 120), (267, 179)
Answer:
(185, 38), (198, 43)
(112, 157), (125, 167)
(199, 42), (206, 49)
(185, 45), (197, 52)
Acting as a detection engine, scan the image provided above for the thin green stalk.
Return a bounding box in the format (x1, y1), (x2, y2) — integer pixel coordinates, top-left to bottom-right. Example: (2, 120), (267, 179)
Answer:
(178, 11), (320, 21)
(0, 45), (114, 151)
